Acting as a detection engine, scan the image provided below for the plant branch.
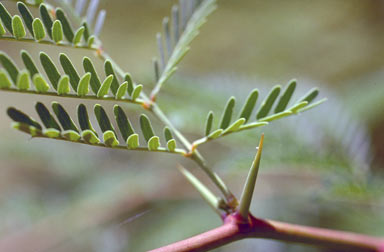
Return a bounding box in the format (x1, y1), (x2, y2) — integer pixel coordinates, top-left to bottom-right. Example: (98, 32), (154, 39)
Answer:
(150, 213), (384, 252)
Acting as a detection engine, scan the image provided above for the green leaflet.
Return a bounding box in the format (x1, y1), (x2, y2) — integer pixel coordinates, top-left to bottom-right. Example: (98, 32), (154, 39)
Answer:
(256, 85), (281, 119)
(127, 134), (139, 149)
(87, 35), (95, 47)
(103, 130), (120, 147)
(0, 20), (5, 36)
(12, 15), (26, 39)
(275, 79), (296, 113)
(35, 102), (61, 130)
(140, 114), (155, 142)
(63, 130), (81, 141)
(299, 88), (319, 104)
(148, 136), (160, 151)
(204, 111), (213, 136)
(167, 139), (176, 152)
(94, 104), (115, 133)
(115, 81), (128, 99)
(16, 70), (30, 90)
(163, 127), (173, 142)
(104, 61), (120, 95)
(59, 53), (80, 90)
(77, 104), (97, 135)
(12, 122), (42, 136)
(82, 130), (100, 144)
(43, 128), (60, 138)
(33, 74), (50, 92)
(40, 52), (61, 90)
(221, 118), (245, 135)
(52, 102), (79, 132)
(57, 75), (70, 95)
(238, 89), (258, 123)
(0, 52), (19, 84)
(0, 70), (12, 89)
(289, 101), (308, 114)
(82, 21), (90, 41)
(52, 20), (63, 43)
(73, 26), (84, 45)
(77, 72), (91, 96)
(17, 2), (34, 36)
(39, 4), (53, 38)
(97, 74), (113, 98)
(55, 8), (74, 42)
(219, 97), (235, 129)
(132, 84), (143, 100)
(21, 50), (39, 78)
(83, 57), (101, 94)
(114, 105), (134, 141)
(125, 73), (134, 96)
(0, 3), (12, 33)
(7, 107), (42, 130)
(259, 111), (292, 122)
(32, 18), (45, 41)
(207, 129), (223, 139)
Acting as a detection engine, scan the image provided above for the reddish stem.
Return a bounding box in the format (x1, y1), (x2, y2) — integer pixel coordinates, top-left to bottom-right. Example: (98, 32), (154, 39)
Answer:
(150, 213), (384, 252)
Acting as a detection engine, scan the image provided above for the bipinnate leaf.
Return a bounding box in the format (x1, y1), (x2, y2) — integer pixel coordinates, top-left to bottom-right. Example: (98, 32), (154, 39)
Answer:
(60, 53), (80, 90)
(115, 81), (127, 99)
(17, 2), (34, 36)
(256, 85), (281, 119)
(114, 105), (134, 141)
(104, 61), (120, 95)
(0, 70), (12, 89)
(132, 84), (143, 100)
(77, 104), (97, 135)
(40, 52), (60, 90)
(73, 26), (84, 45)
(82, 130), (100, 144)
(32, 18), (45, 41)
(35, 102), (61, 130)
(127, 134), (139, 149)
(148, 136), (160, 151)
(57, 75), (70, 95)
(52, 20), (63, 43)
(33, 74), (49, 92)
(205, 111), (213, 136)
(55, 8), (74, 42)
(77, 72), (91, 96)
(0, 3), (13, 33)
(16, 70), (30, 90)
(39, 4), (53, 38)
(63, 130), (81, 141)
(103, 130), (119, 147)
(97, 74), (113, 98)
(299, 88), (319, 104)
(21, 50), (39, 78)
(83, 57), (101, 94)
(219, 96), (235, 129)
(140, 114), (155, 142)
(94, 104), (114, 133)
(0, 52), (19, 84)
(238, 89), (258, 122)
(275, 79), (296, 113)
(52, 102), (79, 132)
(7, 107), (42, 130)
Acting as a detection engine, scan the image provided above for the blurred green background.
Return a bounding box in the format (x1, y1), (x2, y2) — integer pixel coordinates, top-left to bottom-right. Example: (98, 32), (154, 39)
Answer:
(0, 0), (384, 251)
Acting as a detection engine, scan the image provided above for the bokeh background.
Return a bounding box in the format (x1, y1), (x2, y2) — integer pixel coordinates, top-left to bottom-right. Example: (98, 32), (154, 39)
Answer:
(0, 0), (384, 251)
